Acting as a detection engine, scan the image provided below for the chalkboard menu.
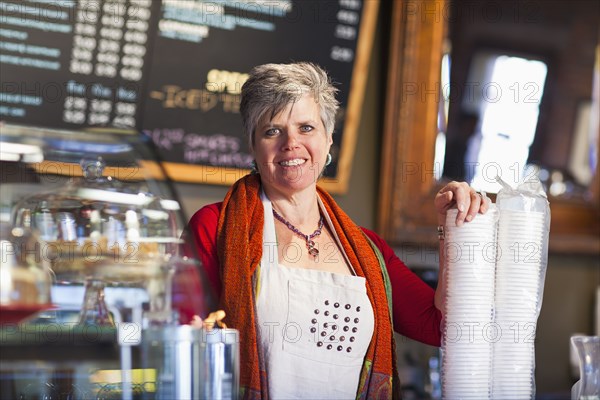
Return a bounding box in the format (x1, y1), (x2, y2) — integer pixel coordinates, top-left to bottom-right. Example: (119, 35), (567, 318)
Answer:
(0, 0), (378, 192)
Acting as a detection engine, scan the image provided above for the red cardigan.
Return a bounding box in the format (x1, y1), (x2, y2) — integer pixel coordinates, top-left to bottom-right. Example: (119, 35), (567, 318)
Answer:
(179, 202), (442, 347)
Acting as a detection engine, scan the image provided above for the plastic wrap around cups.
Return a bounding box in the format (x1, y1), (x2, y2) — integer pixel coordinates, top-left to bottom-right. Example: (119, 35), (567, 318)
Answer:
(492, 177), (550, 400)
(441, 206), (498, 400)
(441, 178), (550, 400)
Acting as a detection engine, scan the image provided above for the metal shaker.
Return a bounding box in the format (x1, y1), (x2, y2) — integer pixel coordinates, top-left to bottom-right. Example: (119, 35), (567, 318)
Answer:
(141, 325), (239, 400)
(199, 328), (240, 399)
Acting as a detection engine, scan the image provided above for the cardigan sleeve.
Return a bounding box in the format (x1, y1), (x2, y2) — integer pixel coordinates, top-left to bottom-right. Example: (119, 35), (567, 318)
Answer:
(361, 227), (442, 347)
(173, 202), (222, 323)
(186, 202), (223, 299)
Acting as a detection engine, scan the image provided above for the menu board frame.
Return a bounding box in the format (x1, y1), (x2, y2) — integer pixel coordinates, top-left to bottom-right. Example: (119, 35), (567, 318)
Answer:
(0, 0), (379, 194)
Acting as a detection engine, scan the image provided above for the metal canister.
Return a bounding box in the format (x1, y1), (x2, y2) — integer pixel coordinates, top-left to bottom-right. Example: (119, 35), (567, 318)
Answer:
(199, 328), (239, 399)
(57, 212), (77, 241)
(141, 325), (239, 400)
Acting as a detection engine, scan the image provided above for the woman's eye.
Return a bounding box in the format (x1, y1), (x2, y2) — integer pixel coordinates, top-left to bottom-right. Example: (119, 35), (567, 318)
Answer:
(300, 125), (314, 132)
(265, 128), (281, 136)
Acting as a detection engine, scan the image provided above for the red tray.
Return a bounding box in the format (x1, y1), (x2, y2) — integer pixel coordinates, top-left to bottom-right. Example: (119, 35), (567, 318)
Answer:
(0, 304), (55, 325)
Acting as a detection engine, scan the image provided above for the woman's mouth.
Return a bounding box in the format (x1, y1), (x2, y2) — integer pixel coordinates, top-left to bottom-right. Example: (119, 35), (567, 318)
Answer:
(278, 158), (307, 167)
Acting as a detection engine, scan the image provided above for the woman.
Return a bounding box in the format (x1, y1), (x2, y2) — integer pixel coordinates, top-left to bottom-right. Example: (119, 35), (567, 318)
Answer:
(187, 62), (488, 399)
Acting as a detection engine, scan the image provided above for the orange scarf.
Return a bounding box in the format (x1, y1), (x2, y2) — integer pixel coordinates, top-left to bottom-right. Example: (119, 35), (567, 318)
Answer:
(217, 174), (398, 399)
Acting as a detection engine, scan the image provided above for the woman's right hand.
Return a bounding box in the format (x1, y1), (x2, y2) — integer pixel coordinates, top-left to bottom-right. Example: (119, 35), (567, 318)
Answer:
(434, 181), (490, 226)
(190, 310), (227, 330)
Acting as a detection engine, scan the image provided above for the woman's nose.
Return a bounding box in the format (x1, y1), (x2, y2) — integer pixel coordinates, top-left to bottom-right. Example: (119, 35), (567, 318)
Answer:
(282, 131), (300, 150)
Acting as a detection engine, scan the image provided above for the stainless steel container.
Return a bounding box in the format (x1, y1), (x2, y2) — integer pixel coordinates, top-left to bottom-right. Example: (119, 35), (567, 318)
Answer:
(142, 325), (239, 400)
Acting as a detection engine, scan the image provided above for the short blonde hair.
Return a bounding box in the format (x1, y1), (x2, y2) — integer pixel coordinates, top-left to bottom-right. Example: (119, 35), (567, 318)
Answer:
(240, 62), (339, 147)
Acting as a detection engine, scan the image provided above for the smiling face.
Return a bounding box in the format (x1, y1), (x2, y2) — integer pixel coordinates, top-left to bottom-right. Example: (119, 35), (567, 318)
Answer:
(251, 94), (333, 197)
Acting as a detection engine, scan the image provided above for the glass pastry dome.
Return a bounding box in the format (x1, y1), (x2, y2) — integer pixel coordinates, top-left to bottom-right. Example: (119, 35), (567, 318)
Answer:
(0, 123), (212, 326)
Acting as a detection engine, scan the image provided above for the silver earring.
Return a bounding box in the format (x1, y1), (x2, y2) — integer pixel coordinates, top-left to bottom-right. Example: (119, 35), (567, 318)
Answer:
(251, 160), (258, 174)
(326, 153), (332, 166)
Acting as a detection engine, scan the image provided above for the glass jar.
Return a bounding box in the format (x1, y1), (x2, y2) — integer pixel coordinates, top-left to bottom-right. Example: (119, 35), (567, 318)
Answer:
(0, 221), (52, 324)
(571, 335), (600, 400)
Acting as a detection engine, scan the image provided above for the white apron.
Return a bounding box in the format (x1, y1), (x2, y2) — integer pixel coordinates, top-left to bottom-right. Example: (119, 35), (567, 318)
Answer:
(256, 192), (375, 399)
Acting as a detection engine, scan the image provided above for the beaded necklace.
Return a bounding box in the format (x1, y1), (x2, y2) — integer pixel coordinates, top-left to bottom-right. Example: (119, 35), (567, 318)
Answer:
(272, 208), (324, 257)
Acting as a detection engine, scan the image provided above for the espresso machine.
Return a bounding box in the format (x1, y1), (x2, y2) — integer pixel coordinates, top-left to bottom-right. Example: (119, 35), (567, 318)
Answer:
(0, 124), (239, 399)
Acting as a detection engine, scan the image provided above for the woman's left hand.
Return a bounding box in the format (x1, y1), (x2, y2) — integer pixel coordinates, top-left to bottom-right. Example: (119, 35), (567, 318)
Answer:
(434, 181), (490, 226)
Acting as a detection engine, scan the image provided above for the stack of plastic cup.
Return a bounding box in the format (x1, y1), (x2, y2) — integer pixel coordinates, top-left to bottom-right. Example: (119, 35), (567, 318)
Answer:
(442, 206), (498, 400)
(492, 209), (546, 400)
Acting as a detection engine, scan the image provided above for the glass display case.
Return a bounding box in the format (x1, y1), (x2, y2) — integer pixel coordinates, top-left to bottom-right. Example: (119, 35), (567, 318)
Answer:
(0, 123), (222, 399)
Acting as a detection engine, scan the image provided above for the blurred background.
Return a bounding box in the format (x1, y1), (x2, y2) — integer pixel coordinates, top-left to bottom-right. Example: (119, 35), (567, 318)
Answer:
(1, 0), (598, 398)
(171, 1), (600, 397)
